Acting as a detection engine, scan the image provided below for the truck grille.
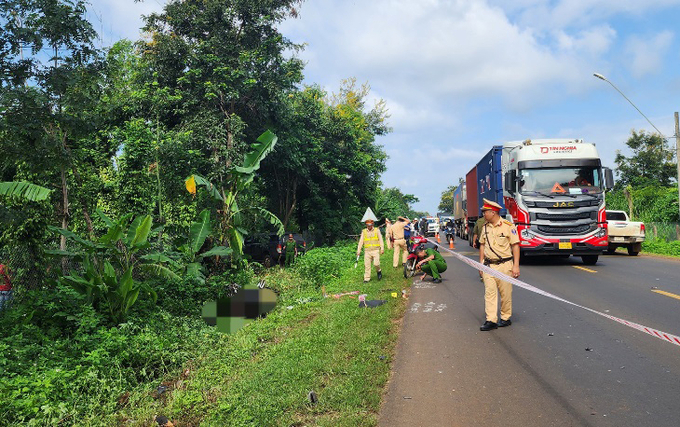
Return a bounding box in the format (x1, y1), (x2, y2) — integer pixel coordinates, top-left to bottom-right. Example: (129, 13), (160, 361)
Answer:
(526, 199), (599, 208)
(536, 224), (593, 235)
(535, 212), (594, 221)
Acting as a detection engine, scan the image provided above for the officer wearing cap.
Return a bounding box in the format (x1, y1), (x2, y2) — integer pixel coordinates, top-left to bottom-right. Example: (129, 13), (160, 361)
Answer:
(357, 218), (385, 283)
(390, 216), (410, 268)
(478, 198), (520, 331)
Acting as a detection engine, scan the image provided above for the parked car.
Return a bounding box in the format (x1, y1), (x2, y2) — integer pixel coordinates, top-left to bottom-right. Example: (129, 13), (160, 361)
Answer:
(243, 233), (307, 267)
(605, 210), (645, 256)
(426, 218), (439, 237)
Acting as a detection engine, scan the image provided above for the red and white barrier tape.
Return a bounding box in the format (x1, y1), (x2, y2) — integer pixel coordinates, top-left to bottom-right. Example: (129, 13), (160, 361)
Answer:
(435, 242), (680, 348)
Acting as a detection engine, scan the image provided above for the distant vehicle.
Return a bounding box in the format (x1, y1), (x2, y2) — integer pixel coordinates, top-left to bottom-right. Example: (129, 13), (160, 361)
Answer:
(243, 233), (307, 267)
(605, 210), (645, 256)
(438, 215), (454, 231)
(426, 218), (439, 236)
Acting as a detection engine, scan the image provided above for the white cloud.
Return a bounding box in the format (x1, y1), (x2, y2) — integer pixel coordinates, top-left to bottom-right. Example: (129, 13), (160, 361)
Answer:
(87, 0), (167, 46)
(625, 31), (674, 78)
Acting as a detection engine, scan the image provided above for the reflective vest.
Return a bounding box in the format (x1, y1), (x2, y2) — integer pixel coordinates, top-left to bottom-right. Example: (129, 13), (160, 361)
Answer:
(363, 229), (381, 248)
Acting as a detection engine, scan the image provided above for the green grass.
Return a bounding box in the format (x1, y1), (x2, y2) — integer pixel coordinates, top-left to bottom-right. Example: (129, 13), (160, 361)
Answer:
(641, 238), (680, 257)
(114, 247), (411, 426)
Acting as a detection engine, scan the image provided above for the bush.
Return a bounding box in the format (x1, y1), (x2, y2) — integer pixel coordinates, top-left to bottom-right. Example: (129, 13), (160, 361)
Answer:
(153, 268), (254, 317)
(0, 285), (223, 425)
(642, 239), (680, 257)
(293, 241), (355, 288)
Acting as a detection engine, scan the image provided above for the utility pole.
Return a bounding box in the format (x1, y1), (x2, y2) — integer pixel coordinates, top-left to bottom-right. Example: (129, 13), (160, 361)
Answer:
(675, 112), (680, 218)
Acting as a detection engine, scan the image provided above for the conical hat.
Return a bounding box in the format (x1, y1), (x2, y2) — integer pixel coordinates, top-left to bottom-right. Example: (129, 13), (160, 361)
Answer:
(360, 207), (378, 222)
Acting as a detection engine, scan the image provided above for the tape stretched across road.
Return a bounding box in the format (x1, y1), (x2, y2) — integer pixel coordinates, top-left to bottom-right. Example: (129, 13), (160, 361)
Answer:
(433, 241), (680, 348)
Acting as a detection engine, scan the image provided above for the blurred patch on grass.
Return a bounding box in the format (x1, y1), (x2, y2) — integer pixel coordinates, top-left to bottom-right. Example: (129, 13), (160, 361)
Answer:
(121, 245), (411, 426)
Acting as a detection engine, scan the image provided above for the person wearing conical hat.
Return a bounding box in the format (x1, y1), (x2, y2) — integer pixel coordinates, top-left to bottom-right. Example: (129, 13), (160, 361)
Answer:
(356, 214), (384, 283)
(390, 216), (410, 268)
(478, 198), (520, 332)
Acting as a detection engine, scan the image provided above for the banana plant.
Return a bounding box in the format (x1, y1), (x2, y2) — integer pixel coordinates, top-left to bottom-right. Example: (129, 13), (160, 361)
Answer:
(174, 209), (232, 282)
(46, 210), (176, 322)
(185, 130), (284, 259)
(0, 181), (51, 201)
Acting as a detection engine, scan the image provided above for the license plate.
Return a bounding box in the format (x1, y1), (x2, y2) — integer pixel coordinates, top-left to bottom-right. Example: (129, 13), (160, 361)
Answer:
(613, 237), (624, 242)
(558, 242), (572, 250)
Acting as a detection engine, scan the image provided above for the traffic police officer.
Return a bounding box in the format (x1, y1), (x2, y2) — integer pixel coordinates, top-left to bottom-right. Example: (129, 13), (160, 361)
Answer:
(390, 216), (410, 268)
(357, 213), (385, 283)
(478, 199), (520, 331)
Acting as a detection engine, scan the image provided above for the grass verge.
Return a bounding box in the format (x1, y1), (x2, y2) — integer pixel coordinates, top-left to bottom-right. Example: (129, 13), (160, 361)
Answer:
(116, 245), (412, 426)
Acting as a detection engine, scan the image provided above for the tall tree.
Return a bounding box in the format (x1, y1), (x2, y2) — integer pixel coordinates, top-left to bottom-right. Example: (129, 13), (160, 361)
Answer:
(438, 184), (456, 213)
(0, 0), (105, 253)
(375, 187), (419, 221)
(260, 80), (390, 238)
(614, 130), (677, 188)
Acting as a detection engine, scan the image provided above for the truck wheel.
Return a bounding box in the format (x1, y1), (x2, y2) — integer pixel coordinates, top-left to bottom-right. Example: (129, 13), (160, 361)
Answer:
(581, 255), (598, 265)
(627, 246), (639, 256)
(606, 244), (616, 255)
(263, 255), (273, 268)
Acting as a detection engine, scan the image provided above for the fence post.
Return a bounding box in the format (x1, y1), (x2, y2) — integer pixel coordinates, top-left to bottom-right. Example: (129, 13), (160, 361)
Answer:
(676, 224), (680, 241)
(653, 224), (658, 239)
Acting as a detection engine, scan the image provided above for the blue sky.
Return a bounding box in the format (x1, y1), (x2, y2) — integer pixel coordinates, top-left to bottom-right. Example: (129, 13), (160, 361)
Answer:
(87, 0), (680, 214)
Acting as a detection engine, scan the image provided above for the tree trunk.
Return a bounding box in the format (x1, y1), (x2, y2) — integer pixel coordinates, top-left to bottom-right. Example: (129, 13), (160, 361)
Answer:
(283, 177), (297, 228)
(60, 166), (69, 270)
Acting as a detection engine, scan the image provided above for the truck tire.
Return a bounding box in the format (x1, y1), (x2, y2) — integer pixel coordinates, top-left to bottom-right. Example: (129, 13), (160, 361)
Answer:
(581, 255), (598, 265)
(606, 244), (616, 255)
(627, 245), (640, 256)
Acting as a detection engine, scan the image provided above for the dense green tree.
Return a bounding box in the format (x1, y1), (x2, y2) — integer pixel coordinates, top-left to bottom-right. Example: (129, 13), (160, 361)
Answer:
(375, 187), (419, 221)
(614, 130), (677, 188)
(0, 0), (106, 254)
(438, 184), (456, 213)
(260, 80), (390, 239)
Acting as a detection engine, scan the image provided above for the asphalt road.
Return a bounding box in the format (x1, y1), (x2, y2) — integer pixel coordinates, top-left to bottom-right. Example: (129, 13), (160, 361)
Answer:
(379, 242), (680, 427)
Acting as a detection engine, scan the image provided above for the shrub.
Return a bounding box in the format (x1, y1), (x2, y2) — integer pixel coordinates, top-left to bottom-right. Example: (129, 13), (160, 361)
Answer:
(153, 267), (253, 317)
(293, 241), (355, 288)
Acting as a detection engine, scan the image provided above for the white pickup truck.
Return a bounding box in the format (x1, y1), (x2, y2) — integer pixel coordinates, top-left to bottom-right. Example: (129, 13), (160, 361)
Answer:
(605, 210), (645, 256)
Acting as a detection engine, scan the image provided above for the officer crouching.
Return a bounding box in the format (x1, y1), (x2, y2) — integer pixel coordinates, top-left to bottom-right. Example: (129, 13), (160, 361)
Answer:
(478, 199), (520, 331)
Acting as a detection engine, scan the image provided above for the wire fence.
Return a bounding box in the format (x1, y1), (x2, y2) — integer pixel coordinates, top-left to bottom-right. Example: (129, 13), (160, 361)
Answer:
(645, 222), (680, 242)
(0, 243), (60, 292)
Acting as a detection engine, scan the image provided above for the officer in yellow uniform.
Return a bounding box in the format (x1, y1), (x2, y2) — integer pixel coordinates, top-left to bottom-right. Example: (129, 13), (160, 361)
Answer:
(390, 216), (409, 268)
(478, 199), (520, 331)
(384, 218), (393, 250)
(357, 218), (385, 282)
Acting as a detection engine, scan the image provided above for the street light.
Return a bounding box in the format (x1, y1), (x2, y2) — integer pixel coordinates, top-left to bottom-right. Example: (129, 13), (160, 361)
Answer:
(593, 72), (680, 219)
(593, 73), (667, 138)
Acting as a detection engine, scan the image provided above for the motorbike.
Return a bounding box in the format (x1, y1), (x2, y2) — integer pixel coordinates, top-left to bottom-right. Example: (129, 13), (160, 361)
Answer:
(403, 234), (439, 278)
(444, 224), (455, 244)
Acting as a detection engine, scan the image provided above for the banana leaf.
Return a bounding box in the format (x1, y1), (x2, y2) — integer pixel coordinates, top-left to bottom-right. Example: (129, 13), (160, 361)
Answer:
(189, 209), (212, 255)
(0, 181), (51, 201)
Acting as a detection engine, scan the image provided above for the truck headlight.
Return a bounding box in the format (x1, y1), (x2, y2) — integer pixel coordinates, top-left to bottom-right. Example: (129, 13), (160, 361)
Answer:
(520, 229), (534, 240)
(595, 227), (607, 238)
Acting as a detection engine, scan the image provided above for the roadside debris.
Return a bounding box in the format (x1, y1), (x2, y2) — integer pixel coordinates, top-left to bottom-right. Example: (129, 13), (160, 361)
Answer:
(359, 294), (387, 308)
(585, 347), (594, 351)
(308, 390), (318, 404)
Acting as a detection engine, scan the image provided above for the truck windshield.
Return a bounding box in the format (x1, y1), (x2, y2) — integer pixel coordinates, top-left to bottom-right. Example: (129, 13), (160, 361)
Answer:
(519, 167), (602, 194)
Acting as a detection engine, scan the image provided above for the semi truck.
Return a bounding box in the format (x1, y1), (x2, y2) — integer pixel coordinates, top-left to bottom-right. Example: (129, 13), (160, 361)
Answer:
(452, 183), (466, 239)
(465, 146), (506, 245)
(464, 139), (614, 265)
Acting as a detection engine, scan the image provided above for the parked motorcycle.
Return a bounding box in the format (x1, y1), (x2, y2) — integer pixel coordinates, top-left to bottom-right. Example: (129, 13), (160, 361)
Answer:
(403, 235), (439, 278)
